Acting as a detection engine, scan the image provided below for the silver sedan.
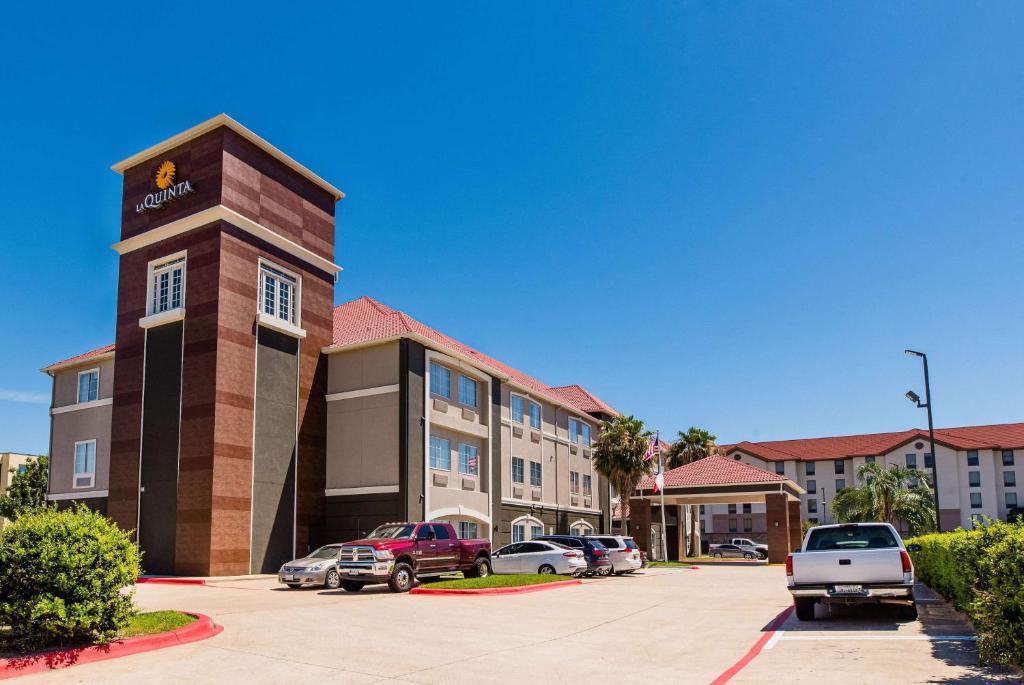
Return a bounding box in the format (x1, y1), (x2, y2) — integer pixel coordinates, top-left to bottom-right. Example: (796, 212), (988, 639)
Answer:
(491, 540), (588, 576)
(278, 545), (343, 589)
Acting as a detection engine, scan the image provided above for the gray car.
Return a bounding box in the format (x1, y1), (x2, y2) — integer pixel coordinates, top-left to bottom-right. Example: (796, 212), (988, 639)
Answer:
(709, 543), (759, 560)
(278, 545), (343, 589)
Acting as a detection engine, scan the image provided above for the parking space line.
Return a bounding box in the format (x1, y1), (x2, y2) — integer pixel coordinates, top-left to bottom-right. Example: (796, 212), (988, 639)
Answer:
(709, 605), (794, 685)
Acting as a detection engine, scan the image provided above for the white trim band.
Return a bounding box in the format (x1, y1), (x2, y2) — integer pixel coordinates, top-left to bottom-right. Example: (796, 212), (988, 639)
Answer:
(325, 485), (400, 497)
(111, 204), (342, 276)
(256, 312), (307, 339)
(326, 384), (400, 402)
(139, 307), (185, 329)
(47, 490), (108, 501)
(51, 398), (113, 415)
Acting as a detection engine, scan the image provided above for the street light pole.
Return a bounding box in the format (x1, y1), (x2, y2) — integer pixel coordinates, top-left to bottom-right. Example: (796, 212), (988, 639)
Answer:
(905, 349), (942, 533)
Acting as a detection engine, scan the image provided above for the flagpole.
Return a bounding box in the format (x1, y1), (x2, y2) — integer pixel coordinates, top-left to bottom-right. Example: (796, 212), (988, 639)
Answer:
(657, 432), (668, 562)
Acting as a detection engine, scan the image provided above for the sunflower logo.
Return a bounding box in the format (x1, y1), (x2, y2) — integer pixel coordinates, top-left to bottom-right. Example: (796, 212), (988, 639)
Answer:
(155, 160), (176, 190)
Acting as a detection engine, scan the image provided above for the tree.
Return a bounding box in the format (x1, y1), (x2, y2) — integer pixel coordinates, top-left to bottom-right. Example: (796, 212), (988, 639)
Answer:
(831, 462), (936, 536)
(0, 456), (48, 523)
(665, 427), (717, 555)
(592, 415), (653, 545)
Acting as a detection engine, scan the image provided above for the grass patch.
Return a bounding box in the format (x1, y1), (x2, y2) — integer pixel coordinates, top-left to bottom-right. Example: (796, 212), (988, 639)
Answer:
(427, 574), (572, 590)
(118, 611), (196, 638)
(647, 561), (695, 567)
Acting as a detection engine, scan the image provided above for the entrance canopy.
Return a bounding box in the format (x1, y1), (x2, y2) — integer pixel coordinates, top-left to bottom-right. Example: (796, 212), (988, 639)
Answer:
(628, 456), (805, 563)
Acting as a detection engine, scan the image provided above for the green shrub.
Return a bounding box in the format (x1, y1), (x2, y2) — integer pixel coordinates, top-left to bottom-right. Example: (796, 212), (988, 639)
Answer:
(0, 505), (141, 651)
(909, 520), (1024, 667)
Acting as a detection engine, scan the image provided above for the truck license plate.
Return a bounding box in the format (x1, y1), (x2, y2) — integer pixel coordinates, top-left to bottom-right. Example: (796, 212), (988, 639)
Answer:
(284, 575), (295, 581)
(346, 569), (364, 575)
(834, 584), (863, 594)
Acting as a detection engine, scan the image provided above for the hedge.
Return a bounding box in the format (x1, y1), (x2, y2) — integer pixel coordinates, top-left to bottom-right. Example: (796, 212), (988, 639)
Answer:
(0, 505), (142, 651)
(909, 520), (1024, 667)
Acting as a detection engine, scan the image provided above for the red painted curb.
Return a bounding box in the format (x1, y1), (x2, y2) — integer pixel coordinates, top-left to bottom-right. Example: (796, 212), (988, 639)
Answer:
(708, 605), (794, 685)
(0, 612), (223, 679)
(136, 577), (207, 585)
(410, 578), (582, 595)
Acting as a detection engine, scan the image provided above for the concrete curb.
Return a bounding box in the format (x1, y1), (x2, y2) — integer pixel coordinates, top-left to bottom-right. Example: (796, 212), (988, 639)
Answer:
(136, 577), (207, 585)
(410, 578), (582, 595)
(0, 612), (222, 679)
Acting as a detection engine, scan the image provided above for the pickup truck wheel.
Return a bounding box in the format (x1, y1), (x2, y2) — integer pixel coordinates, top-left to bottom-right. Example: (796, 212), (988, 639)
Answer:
(324, 569), (341, 590)
(341, 580), (364, 592)
(469, 557), (491, 578)
(743, 552), (754, 560)
(388, 562), (415, 593)
(898, 601), (918, 621)
(795, 598), (817, 621)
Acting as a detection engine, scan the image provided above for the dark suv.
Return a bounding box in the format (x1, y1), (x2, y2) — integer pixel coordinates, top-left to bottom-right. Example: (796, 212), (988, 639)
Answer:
(536, 535), (612, 576)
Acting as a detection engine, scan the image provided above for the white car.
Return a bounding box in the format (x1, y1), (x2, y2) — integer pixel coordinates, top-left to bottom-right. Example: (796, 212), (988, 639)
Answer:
(491, 540), (588, 576)
(587, 535), (643, 574)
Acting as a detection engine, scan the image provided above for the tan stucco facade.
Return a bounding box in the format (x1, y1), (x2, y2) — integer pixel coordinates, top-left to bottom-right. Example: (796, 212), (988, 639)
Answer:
(46, 358), (114, 499)
(1, 453), (37, 528)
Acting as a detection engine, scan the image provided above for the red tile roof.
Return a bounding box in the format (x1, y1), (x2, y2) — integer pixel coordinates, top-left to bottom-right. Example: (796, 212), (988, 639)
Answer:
(329, 296), (618, 418)
(548, 384), (618, 416)
(637, 455), (788, 490)
(42, 343), (115, 372)
(729, 422), (1024, 462)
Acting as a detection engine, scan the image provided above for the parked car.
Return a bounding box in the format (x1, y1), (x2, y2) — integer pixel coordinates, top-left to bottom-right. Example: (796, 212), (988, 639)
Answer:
(279, 544), (344, 589)
(535, 535), (612, 576)
(787, 522), (920, 621)
(587, 535), (643, 574)
(709, 543), (759, 559)
(729, 537), (768, 559)
(491, 540), (587, 576)
(334, 521), (491, 593)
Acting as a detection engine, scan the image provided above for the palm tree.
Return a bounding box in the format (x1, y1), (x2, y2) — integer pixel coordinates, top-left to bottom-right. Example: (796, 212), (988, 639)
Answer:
(665, 427), (717, 555)
(592, 415), (654, 543)
(831, 462), (936, 536)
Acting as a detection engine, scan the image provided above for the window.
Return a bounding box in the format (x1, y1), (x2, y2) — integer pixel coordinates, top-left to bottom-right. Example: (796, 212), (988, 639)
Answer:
(73, 440), (96, 489)
(970, 492), (983, 509)
(700, 520), (706, 532)
(432, 524), (451, 540)
(1004, 471), (1016, 488)
(835, 478), (846, 491)
(967, 450), (979, 466)
(905, 453), (917, 468)
(774, 462), (785, 475)
(582, 424), (591, 447)
(529, 461), (542, 487)
(807, 517), (818, 525)
(805, 461), (816, 475)
(259, 262), (298, 325)
(728, 519), (737, 533)
(511, 395), (524, 423)
(458, 521), (478, 539)
(531, 525), (543, 539)
(570, 471), (581, 494)
(924, 453), (934, 468)
(148, 255), (185, 315)
(807, 499), (818, 513)
(969, 471), (981, 488)
(458, 375), (477, 408)
(511, 457), (524, 484)
(1007, 492), (1018, 509)
(728, 504), (737, 514)
(512, 524), (525, 543)
(699, 505), (705, 514)
(1003, 450), (1015, 467)
(77, 369), (98, 404)
(834, 460), (845, 475)
(430, 362), (451, 399)
(583, 474), (592, 496)
(743, 518), (752, 532)
(806, 479), (817, 494)
(458, 443), (478, 476)
(17, 465), (28, 474)
(568, 418), (581, 444)
(742, 503), (752, 514)
(865, 456), (875, 464)
(430, 436), (451, 470)
(806, 524), (897, 551)
(529, 402), (541, 429)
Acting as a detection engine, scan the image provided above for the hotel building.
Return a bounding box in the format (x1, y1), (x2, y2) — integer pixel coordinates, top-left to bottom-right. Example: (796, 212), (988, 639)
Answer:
(700, 423), (1024, 541)
(41, 115), (616, 576)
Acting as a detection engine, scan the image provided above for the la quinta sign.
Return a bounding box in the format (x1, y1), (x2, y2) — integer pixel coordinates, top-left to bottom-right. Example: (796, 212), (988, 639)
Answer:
(135, 160), (195, 213)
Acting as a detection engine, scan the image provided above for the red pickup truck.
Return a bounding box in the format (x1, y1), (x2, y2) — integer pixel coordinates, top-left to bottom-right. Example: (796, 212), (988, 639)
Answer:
(335, 521), (492, 592)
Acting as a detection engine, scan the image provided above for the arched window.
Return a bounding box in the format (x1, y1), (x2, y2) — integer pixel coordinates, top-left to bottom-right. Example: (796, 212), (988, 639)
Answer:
(510, 515), (545, 543)
(569, 519), (595, 536)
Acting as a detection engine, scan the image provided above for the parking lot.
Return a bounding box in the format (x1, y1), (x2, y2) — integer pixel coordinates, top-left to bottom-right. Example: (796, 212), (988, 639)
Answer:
(17, 566), (1017, 684)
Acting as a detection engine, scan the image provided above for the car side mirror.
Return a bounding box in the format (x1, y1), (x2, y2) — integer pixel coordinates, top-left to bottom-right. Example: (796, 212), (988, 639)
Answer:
(906, 543), (921, 553)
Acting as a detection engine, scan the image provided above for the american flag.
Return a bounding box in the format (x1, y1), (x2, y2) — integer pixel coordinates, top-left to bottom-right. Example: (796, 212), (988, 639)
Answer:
(643, 436), (660, 462)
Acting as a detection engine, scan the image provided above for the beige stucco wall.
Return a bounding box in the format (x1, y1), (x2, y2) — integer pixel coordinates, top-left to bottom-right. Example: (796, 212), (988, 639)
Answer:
(326, 392), (400, 489)
(326, 342), (399, 394)
(52, 358), (115, 408)
(49, 404), (112, 495)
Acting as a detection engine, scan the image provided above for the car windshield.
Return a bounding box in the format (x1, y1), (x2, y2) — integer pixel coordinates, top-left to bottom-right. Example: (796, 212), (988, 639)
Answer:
(308, 546), (340, 559)
(587, 540), (607, 550)
(806, 525), (898, 551)
(366, 524), (416, 540)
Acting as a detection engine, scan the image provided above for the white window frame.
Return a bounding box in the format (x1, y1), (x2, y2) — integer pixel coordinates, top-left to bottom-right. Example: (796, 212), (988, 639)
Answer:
(510, 394), (525, 424)
(569, 519), (594, 536)
(570, 470), (581, 494)
(511, 456), (525, 485)
(568, 418), (581, 444)
(257, 259), (305, 337)
(511, 515), (545, 542)
(583, 473), (592, 496)
(140, 251), (187, 328)
(529, 401), (541, 430)
(430, 362), (452, 400)
(77, 368), (99, 404)
(458, 443), (479, 476)
(581, 422), (591, 446)
(73, 439), (96, 489)
(458, 374), (478, 408)
(458, 521), (479, 540)
(529, 460), (542, 487)
(430, 436), (451, 471)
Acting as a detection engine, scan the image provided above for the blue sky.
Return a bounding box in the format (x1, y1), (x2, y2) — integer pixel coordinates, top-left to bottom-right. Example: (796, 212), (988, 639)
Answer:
(1, 3), (1022, 454)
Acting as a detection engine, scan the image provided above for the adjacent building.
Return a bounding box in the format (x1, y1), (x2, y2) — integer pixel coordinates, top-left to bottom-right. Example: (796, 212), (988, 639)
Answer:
(700, 423), (1024, 541)
(1, 452), (38, 529)
(41, 115), (617, 576)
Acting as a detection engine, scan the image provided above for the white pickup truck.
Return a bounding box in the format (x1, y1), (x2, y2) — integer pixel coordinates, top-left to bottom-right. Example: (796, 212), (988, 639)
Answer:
(786, 522), (921, 621)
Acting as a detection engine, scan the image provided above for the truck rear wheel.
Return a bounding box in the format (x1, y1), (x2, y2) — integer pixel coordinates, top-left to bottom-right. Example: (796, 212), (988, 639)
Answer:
(466, 556), (491, 578)
(795, 598), (816, 621)
(388, 562), (414, 593)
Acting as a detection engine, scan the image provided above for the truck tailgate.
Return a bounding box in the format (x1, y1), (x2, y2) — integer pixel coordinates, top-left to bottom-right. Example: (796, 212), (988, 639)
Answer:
(792, 549), (905, 584)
